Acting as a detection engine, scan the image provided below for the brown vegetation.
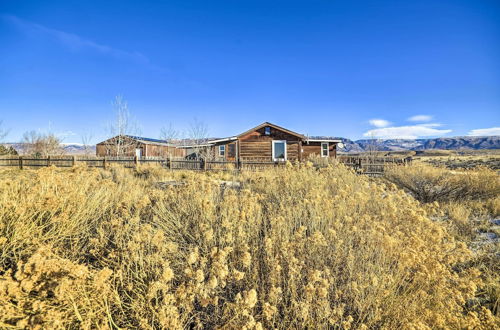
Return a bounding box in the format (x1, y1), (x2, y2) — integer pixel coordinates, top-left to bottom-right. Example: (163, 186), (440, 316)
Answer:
(21, 131), (65, 157)
(385, 163), (500, 319)
(0, 163), (498, 328)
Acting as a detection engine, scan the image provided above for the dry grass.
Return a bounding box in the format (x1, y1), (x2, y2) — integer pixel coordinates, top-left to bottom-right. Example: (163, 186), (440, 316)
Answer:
(385, 163), (500, 320)
(414, 150), (500, 170)
(385, 163), (500, 203)
(0, 163), (498, 328)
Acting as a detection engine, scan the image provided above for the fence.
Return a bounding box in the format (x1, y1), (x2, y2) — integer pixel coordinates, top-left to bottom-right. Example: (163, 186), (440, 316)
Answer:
(0, 155), (285, 171)
(337, 155), (412, 176)
(0, 155), (411, 175)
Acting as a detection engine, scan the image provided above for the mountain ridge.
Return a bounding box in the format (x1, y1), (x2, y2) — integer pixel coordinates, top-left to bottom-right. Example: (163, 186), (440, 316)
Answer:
(2, 136), (499, 154)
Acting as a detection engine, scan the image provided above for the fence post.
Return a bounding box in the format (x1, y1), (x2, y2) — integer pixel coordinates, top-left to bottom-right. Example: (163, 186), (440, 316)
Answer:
(72, 155), (76, 167)
(47, 155), (51, 167)
(19, 156), (23, 170)
(103, 156), (107, 169)
(134, 155), (138, 168)
(200, 158), (205, 171)
(167, 158), (171, 170)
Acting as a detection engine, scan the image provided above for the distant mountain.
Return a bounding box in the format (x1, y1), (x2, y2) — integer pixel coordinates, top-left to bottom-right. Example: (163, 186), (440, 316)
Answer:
(339, 136), (500, 153)
(3, 136), (499, 155)
(3, 143), (96, 155)
(61, 143), (96, 155)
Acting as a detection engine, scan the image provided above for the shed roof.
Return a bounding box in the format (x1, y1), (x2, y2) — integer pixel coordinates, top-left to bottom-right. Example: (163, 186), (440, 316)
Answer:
(97, 135), (176, 147)
(126, 135), (168, 144)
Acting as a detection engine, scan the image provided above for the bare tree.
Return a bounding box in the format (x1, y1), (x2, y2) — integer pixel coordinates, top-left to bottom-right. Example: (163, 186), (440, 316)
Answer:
(158, 123), (181, 158)
(0, 122), (16, 155)
(187, 118), (210, 159)
(80, 131), (94, 155)
(21, 130), (65, 157)
(106, 95), (141, 156)
(0, 120), (9, 142)
(365, 131), (381, 163)
(160, 123), (180, 144)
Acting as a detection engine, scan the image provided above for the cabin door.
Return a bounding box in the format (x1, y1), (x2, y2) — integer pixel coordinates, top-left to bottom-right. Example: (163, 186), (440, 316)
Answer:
(135, 148), (142, 158)
(226, 143), (236, 161)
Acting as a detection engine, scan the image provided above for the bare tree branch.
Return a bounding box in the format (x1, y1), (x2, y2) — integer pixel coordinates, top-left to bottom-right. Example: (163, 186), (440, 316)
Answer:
(160, 123), (180, 144)
(188, 118), (210, 159)
(0, 120), (9, 142)
(80, 131), (94, 155)
(21, 130), (65, 157)
(106, 95), (141, 156)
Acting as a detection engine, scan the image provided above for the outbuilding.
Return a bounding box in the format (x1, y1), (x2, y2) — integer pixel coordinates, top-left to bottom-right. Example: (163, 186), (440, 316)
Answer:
(96, 135), (185, 158)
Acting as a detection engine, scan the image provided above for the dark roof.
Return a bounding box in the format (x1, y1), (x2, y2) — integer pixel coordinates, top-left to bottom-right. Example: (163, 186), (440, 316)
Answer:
(126, 135), (168, 144)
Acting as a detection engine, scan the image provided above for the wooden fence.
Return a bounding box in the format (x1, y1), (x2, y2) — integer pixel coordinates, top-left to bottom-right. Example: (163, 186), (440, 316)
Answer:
(337, 155), (412, 176)
(0, 155), (286, 171)
(0, 155), (411, 175)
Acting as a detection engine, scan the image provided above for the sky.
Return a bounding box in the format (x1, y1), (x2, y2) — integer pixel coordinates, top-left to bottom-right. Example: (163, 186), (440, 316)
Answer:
(0, 0), (499, 143)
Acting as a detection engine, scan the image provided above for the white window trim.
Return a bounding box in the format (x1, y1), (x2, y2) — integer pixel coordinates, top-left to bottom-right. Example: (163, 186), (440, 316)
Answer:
(219, 145), (226, 157)
(321, 142), (329, 157)
(272, 140), (287, 161)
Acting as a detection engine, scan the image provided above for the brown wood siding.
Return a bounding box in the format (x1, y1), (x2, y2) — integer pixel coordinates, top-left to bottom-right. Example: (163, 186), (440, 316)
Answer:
(302, 144), (321, 159)
(240, 138), (272, 160)
(96, 140), (185, 157)
(96, 144), (108, 156)
(209, 141), (237, 161)
(96, 141), (141, 157)
(144, 144), (185, 157)
(302, 142), (337, 159)
(239, 126), (302, 160)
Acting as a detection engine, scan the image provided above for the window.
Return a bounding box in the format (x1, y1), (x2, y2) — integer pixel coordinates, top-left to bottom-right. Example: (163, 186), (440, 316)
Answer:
(265, 126), (271, 135)
(321, 142), (329, 157)
(219, 145), (226, 157)
(272, 140), (287, 161)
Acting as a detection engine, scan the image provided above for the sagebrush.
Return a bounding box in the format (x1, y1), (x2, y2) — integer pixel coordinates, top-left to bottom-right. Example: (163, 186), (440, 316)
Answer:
(0, 163), (498, 329)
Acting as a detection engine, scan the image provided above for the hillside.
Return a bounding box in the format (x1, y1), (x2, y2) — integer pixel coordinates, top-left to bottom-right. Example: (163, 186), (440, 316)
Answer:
(3, 136), (499, 155)
(338, 136), (500, 153)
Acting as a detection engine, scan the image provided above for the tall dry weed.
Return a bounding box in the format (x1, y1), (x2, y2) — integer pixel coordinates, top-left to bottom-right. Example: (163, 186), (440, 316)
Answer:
(0, 163), (498, 328)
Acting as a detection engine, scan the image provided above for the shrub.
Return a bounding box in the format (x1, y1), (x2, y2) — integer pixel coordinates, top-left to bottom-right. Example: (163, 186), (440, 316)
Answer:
(0, 164), (498, 328)
(385, 164), (500, 203)
(0, 145), (17, 155)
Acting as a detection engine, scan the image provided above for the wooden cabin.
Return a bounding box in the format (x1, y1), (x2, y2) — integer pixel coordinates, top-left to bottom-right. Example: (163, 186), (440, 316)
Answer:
(180, 122), (340, 162)
(96, 135), (185, 158)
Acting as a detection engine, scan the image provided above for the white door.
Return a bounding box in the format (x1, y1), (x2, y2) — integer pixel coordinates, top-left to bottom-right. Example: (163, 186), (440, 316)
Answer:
(135, 148), (142, 158)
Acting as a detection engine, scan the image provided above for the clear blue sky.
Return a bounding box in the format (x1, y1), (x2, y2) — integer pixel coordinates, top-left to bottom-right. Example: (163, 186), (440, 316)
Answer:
(1, 0), (499, 143)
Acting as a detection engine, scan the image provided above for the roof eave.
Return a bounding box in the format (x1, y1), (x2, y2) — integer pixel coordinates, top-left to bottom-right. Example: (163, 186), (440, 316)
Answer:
(207, 136), (238, 144)
(305, 139), (342, 143)
(237, 122), (306, 139)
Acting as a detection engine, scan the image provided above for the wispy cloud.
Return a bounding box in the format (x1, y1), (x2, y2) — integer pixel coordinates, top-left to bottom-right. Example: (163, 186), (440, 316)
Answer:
(468, 127), (500, 136)
(363, 125), (452, 139)
(368, 119), (391, 128)
(408, 115), (433, 122)
(2, 14), (151, 65)
(417, 123), (443, 128)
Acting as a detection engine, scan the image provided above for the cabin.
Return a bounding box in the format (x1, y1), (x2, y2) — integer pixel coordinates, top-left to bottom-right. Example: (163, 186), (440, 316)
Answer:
(180, 122), (341, 162)
(96, 135), (185, 158)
